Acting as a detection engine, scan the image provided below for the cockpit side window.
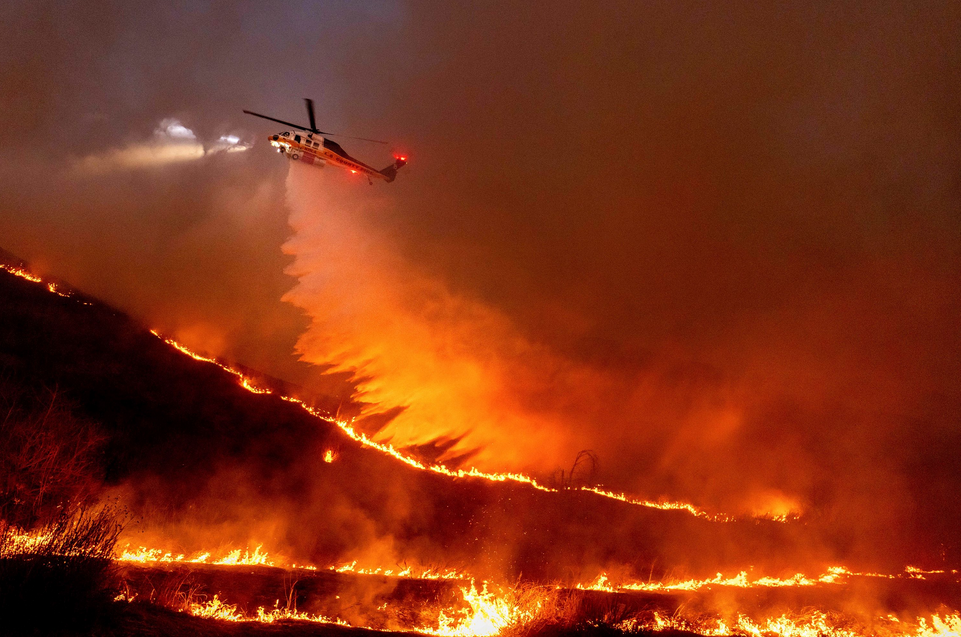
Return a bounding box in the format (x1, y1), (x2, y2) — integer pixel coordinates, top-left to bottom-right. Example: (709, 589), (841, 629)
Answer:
(294, 134), (301, 143)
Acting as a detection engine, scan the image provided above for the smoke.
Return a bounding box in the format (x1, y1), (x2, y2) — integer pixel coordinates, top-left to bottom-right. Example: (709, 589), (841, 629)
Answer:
(1, 0), (960, 569)
(278, 1), (961, 564)
(284, 165), (570, 468)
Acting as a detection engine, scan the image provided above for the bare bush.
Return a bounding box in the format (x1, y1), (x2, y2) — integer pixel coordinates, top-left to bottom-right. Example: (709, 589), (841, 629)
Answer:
(0, 378), (106, 528)
(0, 373), (120, 633)
(550, 450), (599, 490)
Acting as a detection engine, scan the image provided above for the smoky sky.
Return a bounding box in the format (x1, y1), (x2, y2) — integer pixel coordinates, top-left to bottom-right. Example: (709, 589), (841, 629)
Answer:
(2, 1), (960, 561)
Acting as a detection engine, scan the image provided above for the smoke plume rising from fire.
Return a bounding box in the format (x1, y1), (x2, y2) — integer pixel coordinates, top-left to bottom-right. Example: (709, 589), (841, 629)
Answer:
(283, 166), (574, 472)
(282, 167), (793, 517)
(280, 152), (961, 569)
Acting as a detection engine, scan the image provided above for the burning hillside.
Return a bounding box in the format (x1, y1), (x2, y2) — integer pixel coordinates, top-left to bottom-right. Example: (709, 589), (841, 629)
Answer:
(3, 254), (961, 636)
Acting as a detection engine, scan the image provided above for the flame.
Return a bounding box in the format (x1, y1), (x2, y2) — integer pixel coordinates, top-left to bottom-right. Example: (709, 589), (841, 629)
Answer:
(186, 595), (350, 626)
(1, 263), (42, 283)
(419, 581), (545, 637)
(11, 524), (961, 637)
(577, 566), (852, 594)
(117, 544), (273, 566)
(7, 262), (961, 636)
(330, 560), (468, 580)
(626, 610), (961, 637)
(572, 565), (961, 595)
(116, 538), (473, 581)
(178, 582), (961, 637)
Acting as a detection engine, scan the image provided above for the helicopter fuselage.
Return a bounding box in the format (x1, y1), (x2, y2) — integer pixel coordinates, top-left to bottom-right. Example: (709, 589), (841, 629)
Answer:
(269, 130), (390, 181)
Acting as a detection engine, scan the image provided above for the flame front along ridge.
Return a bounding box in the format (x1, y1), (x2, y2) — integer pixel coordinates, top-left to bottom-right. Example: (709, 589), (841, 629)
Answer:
(150, 326), (775, 523)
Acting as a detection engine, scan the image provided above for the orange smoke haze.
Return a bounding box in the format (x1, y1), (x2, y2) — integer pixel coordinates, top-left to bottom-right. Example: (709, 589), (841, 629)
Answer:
(283, 166), (806, 517)
(285, 165), (574, 470)
(1, 1), (960, 572)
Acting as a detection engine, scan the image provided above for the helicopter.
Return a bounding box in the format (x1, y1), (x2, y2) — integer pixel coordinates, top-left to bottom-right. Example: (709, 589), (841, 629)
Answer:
(243, 99), (407, 183)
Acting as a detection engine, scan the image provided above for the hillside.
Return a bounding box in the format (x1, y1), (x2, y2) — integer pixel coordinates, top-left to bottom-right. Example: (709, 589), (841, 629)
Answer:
(0, 251), (819, 583)
(5, 252), (961, 637)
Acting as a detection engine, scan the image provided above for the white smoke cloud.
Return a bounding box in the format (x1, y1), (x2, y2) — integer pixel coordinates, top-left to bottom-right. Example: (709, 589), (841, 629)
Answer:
(73, 119), (249, 175)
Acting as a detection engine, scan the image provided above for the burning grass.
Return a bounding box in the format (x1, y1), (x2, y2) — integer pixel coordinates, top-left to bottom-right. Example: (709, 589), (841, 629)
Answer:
(0, 508), (123, 634)
(111, 557), (961, 637)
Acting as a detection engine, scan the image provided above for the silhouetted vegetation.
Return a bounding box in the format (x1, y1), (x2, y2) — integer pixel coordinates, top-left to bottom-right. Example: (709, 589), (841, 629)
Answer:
(0, 379), (106, 528)
(0, 507), (122, 634)
(550, 450), (599, 490)
(0, 367), (123, 633)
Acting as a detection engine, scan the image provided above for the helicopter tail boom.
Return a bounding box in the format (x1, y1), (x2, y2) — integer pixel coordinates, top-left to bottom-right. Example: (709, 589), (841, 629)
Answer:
(378, 156), (408, 183)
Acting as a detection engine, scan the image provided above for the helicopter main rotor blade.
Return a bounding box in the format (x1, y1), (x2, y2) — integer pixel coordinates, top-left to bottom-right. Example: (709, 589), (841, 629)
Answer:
(323, 132), (389, 144)
(242, 110), (311, 132)
(245, 107), (388, 144)
(304, 98), (318, 133)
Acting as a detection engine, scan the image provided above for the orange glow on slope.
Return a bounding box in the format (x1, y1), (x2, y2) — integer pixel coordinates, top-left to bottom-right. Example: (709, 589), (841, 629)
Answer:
(0, 255), (788, 523)
(149, 328), (754, 522)
(280, 173), (820, 524)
